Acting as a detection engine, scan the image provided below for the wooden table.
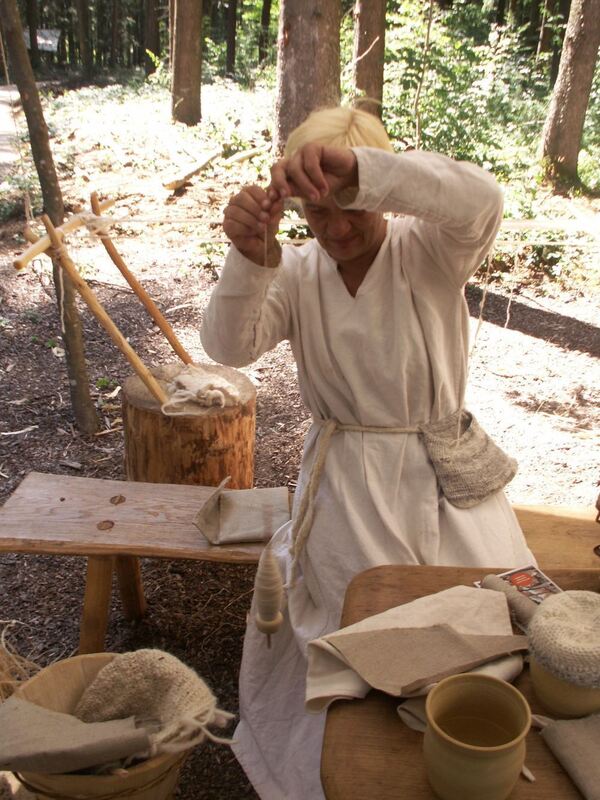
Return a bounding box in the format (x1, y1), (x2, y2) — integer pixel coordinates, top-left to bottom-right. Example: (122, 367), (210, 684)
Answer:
(1, 471), (598, 655)
(321, 565), (599, 799)
(0, 471), (264, 653)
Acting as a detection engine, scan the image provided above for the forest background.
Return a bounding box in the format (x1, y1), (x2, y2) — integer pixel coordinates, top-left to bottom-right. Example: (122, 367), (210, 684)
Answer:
(0, 0), (599, 798)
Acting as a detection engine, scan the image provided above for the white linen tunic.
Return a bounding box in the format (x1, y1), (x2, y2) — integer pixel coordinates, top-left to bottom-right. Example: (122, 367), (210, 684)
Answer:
(200, 148), (535, 800)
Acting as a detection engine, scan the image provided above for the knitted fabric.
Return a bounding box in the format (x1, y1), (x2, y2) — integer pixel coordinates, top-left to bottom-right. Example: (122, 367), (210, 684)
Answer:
(421, 410), (517, 509)
(528, 591), (600, 689)
(74, 650), (233, 756)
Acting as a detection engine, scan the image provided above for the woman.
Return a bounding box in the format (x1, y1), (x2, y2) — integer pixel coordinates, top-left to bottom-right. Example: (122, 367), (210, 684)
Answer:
(200, 106), (534, 799)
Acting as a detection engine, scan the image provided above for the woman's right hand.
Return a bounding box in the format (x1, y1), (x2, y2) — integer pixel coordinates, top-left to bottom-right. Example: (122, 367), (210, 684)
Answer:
(223, 185), (283, 268)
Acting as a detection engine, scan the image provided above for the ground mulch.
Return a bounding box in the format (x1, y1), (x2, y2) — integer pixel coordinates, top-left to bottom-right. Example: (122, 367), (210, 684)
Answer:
(0, 80), (599, 800)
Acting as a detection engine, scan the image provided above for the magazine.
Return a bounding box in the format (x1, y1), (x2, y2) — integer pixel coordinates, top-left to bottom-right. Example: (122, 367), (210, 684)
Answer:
(475, 565), (563, 604)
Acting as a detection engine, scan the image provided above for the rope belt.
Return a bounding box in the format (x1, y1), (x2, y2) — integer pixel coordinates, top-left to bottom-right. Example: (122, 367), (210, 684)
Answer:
(288, 418), (423, 582)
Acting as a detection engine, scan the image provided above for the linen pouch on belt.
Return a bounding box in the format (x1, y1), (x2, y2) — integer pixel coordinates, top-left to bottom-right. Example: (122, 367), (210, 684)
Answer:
(421, 410), (517, 508)
(305, 586), (527, 712)
(193, 476), (291, 544)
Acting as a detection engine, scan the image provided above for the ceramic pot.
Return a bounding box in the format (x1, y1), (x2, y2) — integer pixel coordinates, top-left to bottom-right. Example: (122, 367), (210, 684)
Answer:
(423, 673), (531, 800)
(530, 656), (600, 718)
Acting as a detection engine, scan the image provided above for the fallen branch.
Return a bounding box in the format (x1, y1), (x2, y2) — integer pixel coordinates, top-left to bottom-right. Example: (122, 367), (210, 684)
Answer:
(222, 144), (270, 167)
(0, 425), (38, 436)
(162, 148), (222, 190)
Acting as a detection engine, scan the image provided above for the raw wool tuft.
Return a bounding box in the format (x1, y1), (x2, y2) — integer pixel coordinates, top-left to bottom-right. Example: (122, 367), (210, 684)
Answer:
(74, 649), (234, 756)
(161, 364), (241, 416)
(0, 625), (40, 703)
(528, 591), (600, 688)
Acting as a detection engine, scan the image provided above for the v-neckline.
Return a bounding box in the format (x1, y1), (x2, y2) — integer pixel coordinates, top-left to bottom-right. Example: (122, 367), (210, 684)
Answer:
(327, 222), (391, 301)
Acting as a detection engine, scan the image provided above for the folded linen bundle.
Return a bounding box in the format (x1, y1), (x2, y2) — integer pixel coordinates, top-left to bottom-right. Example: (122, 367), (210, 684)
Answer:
(306, 586), (527, 712)
(0, 695), (150, 774)
(193, 476), (291, 545)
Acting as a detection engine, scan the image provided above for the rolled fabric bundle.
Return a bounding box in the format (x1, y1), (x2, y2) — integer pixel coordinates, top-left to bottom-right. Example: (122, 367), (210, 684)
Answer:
(481, 574), (539, 629)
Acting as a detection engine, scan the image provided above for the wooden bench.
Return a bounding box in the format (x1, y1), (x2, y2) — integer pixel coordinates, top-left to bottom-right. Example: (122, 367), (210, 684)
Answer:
(0, 472), (264, 653)
(0, 471), (598, 654)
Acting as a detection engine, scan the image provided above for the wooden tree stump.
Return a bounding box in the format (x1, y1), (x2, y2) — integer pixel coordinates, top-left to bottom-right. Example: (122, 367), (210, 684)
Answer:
(121, 362), (256, 489)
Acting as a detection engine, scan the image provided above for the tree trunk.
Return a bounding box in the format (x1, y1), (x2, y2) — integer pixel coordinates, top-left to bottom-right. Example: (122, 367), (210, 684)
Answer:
(168, 0), (175, 67)
(496, 0), (507, 25)
(528, 0), (542, 47)
(74, 0), (94, 78)
(539, 0), (600, 184)
(144, 0), (160, 74)
(122, 364), (256, 488)
(258, 0), (272, 62)
(95, 0), (105, 68)
(225, 0), (237, 76)
(352, 0), (386, 117)
(537, 0), (556, 56)
(274, 0), (341, 152)
(171, 0), (202, 124)
(0, 0), (99, 434)
(508, 0), (520, 24)
(110, 0), (120, 66)
(25, 0), (40, 70)
(550, 0), (572, 85)
(65, 0), (77, 65)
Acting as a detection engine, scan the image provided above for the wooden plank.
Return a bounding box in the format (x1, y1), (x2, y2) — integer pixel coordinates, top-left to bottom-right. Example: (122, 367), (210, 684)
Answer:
(322, 565), (597, 800)
(514, 504), (600, 571)
(0, 472), (264, 562)
(1, 472), (597, 568)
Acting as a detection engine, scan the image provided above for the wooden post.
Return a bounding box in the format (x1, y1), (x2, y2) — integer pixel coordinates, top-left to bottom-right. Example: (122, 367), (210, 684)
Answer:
(115, 556), (148, 620)
(122, 363), (256, 488)
(40, 215), (168, 407)
(79, 556), (114, 654)
(89, 192), (193, 365)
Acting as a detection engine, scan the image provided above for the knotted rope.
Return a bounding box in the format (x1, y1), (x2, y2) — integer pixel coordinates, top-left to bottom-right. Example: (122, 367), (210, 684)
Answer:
(288, 419), (422, 583)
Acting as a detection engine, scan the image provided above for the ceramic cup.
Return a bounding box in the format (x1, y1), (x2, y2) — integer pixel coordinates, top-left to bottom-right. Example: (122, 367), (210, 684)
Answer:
(423, 674), (531, 800)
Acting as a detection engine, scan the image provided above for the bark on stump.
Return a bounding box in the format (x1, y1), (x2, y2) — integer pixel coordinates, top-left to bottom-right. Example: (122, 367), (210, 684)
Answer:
(122, 362), (256, 488)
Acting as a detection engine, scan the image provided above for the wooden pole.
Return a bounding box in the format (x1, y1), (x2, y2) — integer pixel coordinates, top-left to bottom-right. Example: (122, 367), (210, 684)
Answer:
(41, 214), (169, 406)
(14, 199), (115, 270)
(90, 192), (193, 365)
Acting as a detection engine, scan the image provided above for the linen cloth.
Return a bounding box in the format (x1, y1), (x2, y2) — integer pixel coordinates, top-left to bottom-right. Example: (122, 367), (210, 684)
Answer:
(537, 713), (600, 800)
(0, 695), (150, 774)
(305, 586), (527, 711)
(193, 476), (291, 545)
(200, 147), (536, 800)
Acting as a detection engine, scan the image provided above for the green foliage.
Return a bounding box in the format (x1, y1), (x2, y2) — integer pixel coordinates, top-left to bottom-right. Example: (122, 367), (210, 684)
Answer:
(95, 377), (116, 390)
(202, 0), (279, 87)
(0, 171), (43, 223)
(381, 1), (549, 173)
(146, 51), (172, 89)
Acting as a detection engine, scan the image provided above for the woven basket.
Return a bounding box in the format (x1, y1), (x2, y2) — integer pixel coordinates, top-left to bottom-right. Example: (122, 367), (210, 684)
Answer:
(13, 653), (187, 800)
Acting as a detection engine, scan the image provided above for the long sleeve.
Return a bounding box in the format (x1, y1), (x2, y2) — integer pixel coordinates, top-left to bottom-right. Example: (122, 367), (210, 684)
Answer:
(200, 245), (292, 368)
(342, 148), (504, 288)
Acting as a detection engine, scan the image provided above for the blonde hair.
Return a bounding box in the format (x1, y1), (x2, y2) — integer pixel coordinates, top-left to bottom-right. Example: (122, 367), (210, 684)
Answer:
(284, 106), (394, 157)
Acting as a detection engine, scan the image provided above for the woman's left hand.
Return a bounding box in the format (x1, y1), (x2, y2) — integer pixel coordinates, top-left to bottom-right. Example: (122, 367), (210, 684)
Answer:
(268, 143), (358, 203)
